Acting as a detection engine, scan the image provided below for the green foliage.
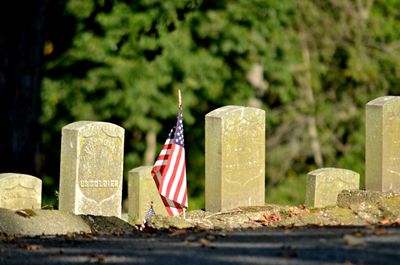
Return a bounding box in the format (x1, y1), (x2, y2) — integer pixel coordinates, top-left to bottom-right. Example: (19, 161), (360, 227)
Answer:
(41, 0), (400, 208)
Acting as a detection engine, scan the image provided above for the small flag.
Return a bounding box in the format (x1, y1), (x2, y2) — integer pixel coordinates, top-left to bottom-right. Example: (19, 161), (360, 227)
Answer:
(151, 91), (188, 216)
(140, 202), (156, 231)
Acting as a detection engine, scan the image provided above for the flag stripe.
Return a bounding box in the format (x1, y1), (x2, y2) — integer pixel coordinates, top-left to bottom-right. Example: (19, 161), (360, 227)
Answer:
(166, 147), (184, 199)
(160, 144), (179, 196)
(157, 143), (175, 194)
(173, 161), (186, 203)
(181, 188), (188, 208)
(172, 159), (186, 206)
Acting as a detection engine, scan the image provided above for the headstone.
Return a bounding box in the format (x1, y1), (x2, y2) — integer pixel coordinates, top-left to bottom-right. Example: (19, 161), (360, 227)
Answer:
(128, 166), (168, 223)
(305, 168), (360, 208)
(59, 121), (124, 217)
(205, 105), (265, 212)
(366, 96), (400, 192)
(0, 173), (42, 210)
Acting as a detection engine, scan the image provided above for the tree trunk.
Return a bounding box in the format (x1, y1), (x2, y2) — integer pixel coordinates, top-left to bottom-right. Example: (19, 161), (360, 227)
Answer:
(300, 33), (323, 168)
(0, 1), (47, 176)
(144, 131), (156, 166)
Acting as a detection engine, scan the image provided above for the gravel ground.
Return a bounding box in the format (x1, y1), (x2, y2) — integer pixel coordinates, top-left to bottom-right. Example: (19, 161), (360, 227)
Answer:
(1, 225), (400, 265)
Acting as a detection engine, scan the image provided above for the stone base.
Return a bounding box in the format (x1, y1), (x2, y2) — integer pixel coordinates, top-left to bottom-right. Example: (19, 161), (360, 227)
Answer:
(0, 208), (137, 236)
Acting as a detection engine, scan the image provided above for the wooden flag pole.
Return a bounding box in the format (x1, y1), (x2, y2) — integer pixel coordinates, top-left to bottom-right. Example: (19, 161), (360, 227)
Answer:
(178, 89), (182, 108)
(178, 89), (186, 220)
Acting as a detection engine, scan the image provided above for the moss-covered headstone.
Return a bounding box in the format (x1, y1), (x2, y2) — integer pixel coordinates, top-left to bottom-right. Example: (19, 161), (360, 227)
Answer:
(305, 168), (360, 208)
(205, 106), (265, 212)
(128, 166), (168, 223)
(0, 173), (41, 210)
(59, 121), (124, 217)
(366, 96), (400, 192)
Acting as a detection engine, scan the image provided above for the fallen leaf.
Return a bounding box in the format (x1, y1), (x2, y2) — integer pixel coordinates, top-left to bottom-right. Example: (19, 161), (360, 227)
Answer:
(353, 230), (365, 237)
(113, 228), (125, 236)
(65, 232), (76, 241)
(206, 234), (216, 241)
(169, 229), (187, 237)
(263, 213), (281, 223)
(198, 238), (210, 247)
(343, 235), (365, 246)
(373, 227), (388, 236)
(184, 235), (197, 242)
(379, 219), (392, 225)
(80, 232), (95, 239)
(90, 255), (106, 263)
(26, 244), (42, 251)
(17, 243), (42, 251)
(288, 208), (301, 217)
(15, 209), (37, 218)
(191, 226), (207, 233)
(298, 204), (306, 210)
(3, 235), (16, 243)
(288, 206), (309, 217)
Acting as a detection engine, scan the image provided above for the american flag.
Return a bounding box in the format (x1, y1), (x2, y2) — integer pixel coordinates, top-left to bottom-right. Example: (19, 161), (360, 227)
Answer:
(151, 103), (188, 216)
(140, 202), (156, 231)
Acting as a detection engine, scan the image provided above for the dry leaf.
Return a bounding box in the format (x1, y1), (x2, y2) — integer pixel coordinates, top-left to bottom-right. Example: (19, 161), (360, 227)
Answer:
(113, 228), (125, 236)
(26, 244), (42, 251)
(90, 255), (106, 263)
(3, 235), (16, 243)
(288, 208), (301, 217)
(373, 227), (388, 236)
(17, 243), (42, 251)
(379, 219), (392, 225)
(353, 230), (365, 237)
(298, 204), (306, 210)
(206, 234), (216, 241)
(15, 209), (37, 218)
(343, 235), (365, 246)
(198, 238), (210, 247)
(65, 232), (76, 241)
(169, 229), (187, 237)
(263, 213), (281, 222)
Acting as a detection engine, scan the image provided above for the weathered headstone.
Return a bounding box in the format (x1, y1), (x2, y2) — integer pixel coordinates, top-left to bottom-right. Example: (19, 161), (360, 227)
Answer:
(205, 105), (265, 212)
(305, 168), (360, 208)
(128, 166), (168, 223)
(59, 121), (124, 217)
(366, 96), (400, 192)
(0, 173), (42, 210)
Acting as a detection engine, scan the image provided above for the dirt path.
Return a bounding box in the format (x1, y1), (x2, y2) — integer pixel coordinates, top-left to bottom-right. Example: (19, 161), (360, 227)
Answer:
(1, 225), (399, 265)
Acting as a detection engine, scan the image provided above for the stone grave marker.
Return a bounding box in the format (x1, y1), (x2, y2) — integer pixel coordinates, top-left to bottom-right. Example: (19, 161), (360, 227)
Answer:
(0, 173), (42, 210)
(128, 166), (168, 223)
(205, 105), (265, 212)
(366, 96), (400, 192)
(59, 121), (124, 217)
(305, 168), (360, 208)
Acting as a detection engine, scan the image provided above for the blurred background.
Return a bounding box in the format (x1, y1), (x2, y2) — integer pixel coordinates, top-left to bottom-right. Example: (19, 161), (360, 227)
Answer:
(0, 0), (399, 210)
